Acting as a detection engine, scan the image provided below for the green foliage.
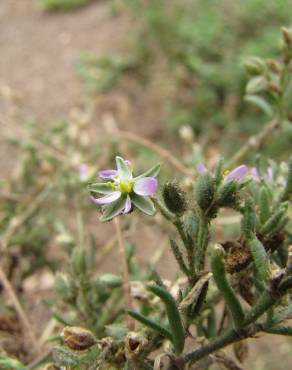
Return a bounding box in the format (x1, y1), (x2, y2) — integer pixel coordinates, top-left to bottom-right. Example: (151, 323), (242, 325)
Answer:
(38, 0), (95, 11)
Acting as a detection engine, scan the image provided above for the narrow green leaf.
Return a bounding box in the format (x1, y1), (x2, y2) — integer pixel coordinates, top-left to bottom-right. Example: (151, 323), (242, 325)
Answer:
(211, 245), (244, 330)
(131, 193), (156, 215)
(128, 310), (172, 340)
(248, 237), (271, 281)
(147, 284), (185, 354)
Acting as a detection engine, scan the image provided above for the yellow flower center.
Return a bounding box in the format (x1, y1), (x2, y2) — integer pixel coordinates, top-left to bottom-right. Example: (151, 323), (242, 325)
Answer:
(119, 180), (133, 194)
(223, 169), (230, 178)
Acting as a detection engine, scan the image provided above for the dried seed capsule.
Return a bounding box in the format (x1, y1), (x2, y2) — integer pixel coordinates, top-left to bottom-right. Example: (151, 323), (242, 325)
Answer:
(125, 332), (147, 355)
(61, 326), (96, 351)
(162, 180), (188, 216)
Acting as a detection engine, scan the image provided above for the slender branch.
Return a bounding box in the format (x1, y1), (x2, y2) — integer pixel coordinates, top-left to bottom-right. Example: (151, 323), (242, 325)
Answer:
(0, 266), (40, 356)
(114, 217), (135, 330)
(226, 119), (280, 167)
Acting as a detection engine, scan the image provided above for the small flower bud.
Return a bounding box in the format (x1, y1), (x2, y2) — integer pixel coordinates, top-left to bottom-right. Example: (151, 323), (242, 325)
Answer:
(195, 173), (215, 211)
(61, 326), (96, 351)
(216, 180), (238, 208)
(266, 59), (281, 74)
(244, 57), (266, 75)
(282, 27), (292, 48)
(162, 180), (188, 216)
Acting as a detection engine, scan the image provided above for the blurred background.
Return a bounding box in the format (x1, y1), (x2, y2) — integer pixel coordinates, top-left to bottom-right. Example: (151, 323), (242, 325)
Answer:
(0, 1), (291, 369)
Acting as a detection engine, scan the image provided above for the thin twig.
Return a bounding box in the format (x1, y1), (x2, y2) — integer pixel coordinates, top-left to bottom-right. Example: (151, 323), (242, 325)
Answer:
(0, 265), (40, 356)
(226, 119), (280, 167)
(114, 130), (194, 178)
(114, 217), (135, 330)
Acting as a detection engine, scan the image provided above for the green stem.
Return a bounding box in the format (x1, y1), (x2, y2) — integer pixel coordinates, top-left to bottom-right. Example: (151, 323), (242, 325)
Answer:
(182, 276), (292, 364)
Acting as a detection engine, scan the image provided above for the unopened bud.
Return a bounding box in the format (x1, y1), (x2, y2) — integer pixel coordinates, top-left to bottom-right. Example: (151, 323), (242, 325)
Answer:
(216, 180), (238, 208)
(162, 180), (188, 216)
(282, 27), (292, 48)
(244, 57), (266, 75)
(266, 59), (281, 74)
(195, 173), (215, 211)
(61, 326), (96, 351)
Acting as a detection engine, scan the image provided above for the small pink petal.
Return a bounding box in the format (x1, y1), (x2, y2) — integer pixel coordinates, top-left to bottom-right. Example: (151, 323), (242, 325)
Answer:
(90, 191), (121, 205)
(98, 169), (118, 179)
(123, 196), (132, 214)
(133, 177), (158, 196)
(226, 165), (248, 182)
(79, 164), (89, 181)
(196, 163), (207, 174)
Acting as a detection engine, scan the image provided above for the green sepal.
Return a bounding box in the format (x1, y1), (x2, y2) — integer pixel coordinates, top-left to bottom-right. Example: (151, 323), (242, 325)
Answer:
(147, 284), (185, 354)
(116, 156), (132, 180)
(131, 193), (156, 216)
(128, 310), (172, 341)
(215, 158), (224, 186)
(100, 195), (127, 222)
(135, 163), (161, 180)
(88, 182), (114, 194)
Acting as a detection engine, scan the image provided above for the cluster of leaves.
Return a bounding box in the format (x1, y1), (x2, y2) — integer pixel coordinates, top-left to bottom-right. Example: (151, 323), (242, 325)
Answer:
(80, 0), (292, 157)
(48, 157), (292, 370)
